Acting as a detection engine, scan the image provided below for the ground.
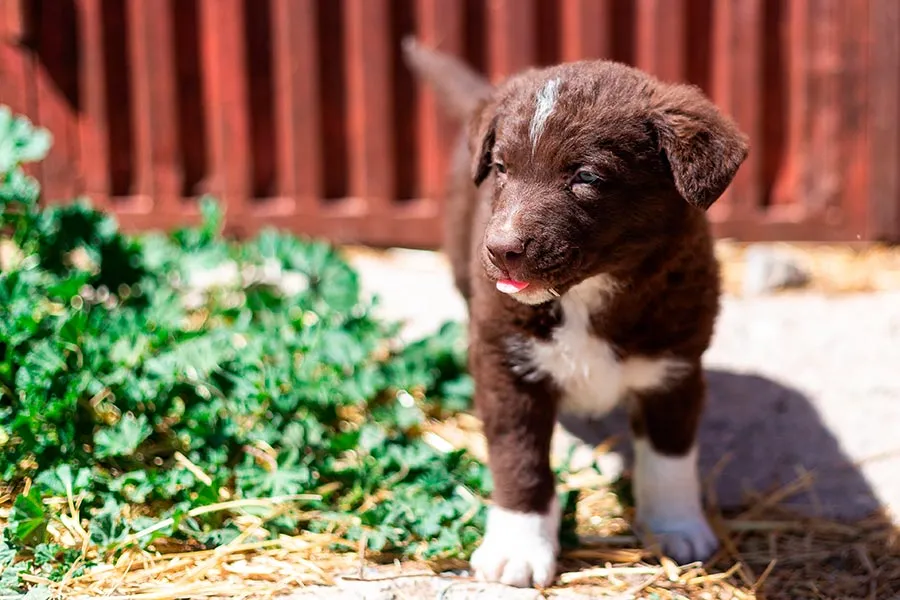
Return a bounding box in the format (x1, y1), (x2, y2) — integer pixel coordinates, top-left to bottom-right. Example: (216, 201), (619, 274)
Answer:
(271, 242), (900, 599)
(18, 242), (897, 599)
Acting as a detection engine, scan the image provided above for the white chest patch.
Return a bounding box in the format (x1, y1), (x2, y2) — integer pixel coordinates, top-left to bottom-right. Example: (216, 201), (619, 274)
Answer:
(517, 275), (691, 419)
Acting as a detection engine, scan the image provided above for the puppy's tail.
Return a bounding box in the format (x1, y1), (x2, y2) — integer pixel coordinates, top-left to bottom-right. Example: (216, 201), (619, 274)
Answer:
(402, 36), (492, 123)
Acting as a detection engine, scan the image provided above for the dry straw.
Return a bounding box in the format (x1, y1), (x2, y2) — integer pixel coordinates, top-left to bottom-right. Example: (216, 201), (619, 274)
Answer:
(3, 425), (899, 600)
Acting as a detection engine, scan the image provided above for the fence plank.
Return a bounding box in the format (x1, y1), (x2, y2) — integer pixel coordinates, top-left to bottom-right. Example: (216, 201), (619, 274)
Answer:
(635, 0), (686, 83)
(710, 0), (763, 220)
(486, 0), (537, 80)
(126, 0), (182, 213)
(868, 0), (900, 241)
(1, 0), (25, 42)
(800, 0), (842, 219)
(835, 0), (870, 237)
(344, 0), (394, 211)
(0, 1), (39, 185)
(0, 42), (33, 120)
(559, 0), (611, 62)
(0, 40), (39, 190)
(32, 1), (82, 202)
(769, 0), (809, 208)
(271, 0), (320, 216)
(198, 0), (250, 229)
(415, 0), (464, 207)
(76, 0), (110, 206)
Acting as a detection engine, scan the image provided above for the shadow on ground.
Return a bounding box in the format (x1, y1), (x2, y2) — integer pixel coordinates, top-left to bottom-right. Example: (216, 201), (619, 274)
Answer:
(559, 368), (882, 520)
(557, 368), (900, 599)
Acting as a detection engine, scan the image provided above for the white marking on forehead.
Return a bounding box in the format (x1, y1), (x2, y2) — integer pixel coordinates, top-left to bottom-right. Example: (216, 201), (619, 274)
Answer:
(529, 78), (561, 152)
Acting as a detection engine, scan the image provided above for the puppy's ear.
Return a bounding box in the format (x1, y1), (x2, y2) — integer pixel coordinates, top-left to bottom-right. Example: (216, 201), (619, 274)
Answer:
(651, 83), (749, 210)
(468, 98), (498, 186)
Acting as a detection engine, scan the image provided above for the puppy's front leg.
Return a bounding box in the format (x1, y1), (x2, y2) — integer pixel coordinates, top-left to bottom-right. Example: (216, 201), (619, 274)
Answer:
(469, 345), (560, 588)
(630, 365), (718, 564)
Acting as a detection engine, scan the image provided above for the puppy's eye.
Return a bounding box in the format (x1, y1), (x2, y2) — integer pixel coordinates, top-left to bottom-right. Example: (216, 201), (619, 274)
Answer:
(495, 162), (508, 174)
(572, 170), (601, 185)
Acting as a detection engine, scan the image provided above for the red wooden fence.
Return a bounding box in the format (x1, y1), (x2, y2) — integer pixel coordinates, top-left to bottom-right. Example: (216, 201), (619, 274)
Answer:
(1, 0), (898, 247)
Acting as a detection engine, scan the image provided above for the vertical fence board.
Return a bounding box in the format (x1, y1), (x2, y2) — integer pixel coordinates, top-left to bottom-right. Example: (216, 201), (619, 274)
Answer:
(344, 0), (394, 212)
(126, 0), (182, 212)
(0, 2), (38, 185)
(271, 0), (321, 216)
(868, 0), (900, 240)
(710, 0), (763, 220)
(770, 0), (809, 209)
(559, 0), (612, 62)
(415, 0), (464, 208)
(76, 0), (110, 206)
(32, 2), (82, 202)
(199, 0), (250, 228)
(635, 0), (686, 83)
(838, 0), (870, 237)
(486, 0), (537, 80)
(1, 0), (25, 42)
(801, 0), (842, 219)
(0, 40), (34, 123)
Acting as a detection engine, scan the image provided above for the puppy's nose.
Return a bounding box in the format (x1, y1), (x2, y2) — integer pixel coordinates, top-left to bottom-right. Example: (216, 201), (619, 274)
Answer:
(486, 233), (528, 272)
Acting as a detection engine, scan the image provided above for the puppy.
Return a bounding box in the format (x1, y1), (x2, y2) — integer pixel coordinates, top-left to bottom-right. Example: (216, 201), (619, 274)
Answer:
(403, 39), (749, 588)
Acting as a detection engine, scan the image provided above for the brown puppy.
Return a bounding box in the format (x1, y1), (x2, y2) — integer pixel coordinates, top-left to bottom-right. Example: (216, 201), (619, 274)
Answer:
(403, 39), (749, 588)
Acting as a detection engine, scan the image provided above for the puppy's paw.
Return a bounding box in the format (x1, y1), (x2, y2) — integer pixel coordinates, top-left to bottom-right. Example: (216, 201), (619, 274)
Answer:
(631, 440), (718, 564)
(470, 499), (560, 588)
(637, 514), (719, 565)
(471, 535), (558, 588)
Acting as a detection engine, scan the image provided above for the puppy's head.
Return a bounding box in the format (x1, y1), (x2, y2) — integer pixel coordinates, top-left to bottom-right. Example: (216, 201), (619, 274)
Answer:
(469, 61), (749, 305)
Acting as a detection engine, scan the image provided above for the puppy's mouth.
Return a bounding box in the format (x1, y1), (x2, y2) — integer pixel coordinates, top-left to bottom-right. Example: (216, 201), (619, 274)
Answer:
(481, 238), (579, 304)
(495, 278), (530, 294)
(495, 278), (560, 298)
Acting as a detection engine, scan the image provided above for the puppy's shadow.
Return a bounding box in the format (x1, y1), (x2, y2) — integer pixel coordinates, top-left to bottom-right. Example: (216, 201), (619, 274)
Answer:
(558, 368), (881, 520)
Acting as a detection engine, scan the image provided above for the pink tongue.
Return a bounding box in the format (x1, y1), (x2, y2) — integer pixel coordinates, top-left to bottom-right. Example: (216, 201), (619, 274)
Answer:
(496, 279), (530, 294)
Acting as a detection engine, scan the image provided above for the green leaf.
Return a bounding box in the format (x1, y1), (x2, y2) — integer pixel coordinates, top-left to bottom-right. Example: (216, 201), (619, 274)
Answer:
(0, 541), (15, 568)
(0, 560), (27, 595)
(88, 499), (130, 549)
(34, 465), (92, 497)
(32, 543), (61, 567)
(23, 584), (52, 600)
(93, 413), (152, 459)
(8, 489), (48, 547)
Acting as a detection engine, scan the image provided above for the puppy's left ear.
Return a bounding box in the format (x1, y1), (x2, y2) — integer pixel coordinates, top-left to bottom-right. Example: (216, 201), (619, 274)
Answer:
(467, 97), (498, 186)
(651, 83), (750, 210)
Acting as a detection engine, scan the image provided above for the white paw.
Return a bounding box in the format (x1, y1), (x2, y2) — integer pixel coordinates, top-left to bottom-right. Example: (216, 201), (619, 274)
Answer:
(631, 440), (719, 564)
(470, 497), (561, 588)
(637, 514), (719, 564)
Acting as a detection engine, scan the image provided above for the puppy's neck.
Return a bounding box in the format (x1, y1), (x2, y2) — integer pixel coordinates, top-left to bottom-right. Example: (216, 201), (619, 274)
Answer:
(557, 274), (619, 326)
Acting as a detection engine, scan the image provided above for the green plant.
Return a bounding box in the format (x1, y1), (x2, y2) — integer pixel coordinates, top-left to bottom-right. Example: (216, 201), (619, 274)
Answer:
(0, 106), (486, 595)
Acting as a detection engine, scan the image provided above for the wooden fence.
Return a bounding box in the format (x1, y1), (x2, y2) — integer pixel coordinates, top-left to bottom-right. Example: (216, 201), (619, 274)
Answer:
(1, 0), (898, 247)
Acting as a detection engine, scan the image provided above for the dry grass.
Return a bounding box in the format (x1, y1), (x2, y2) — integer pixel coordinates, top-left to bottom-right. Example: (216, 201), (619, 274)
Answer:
(3, 416), (899, 600)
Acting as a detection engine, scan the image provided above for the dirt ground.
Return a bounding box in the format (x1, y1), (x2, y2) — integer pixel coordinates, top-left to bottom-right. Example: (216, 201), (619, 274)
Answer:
(292, 241), (900, 599)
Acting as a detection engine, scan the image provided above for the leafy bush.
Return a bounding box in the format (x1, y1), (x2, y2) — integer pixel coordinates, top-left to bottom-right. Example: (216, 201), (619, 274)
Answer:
(0, 107), (485, 592)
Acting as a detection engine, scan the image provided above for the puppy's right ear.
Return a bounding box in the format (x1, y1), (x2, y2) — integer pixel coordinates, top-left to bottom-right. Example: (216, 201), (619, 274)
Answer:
(468, 98), (498, 186)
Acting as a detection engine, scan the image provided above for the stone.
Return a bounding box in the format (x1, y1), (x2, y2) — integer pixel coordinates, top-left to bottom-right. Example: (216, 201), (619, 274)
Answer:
(741, 245), (810, 296)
